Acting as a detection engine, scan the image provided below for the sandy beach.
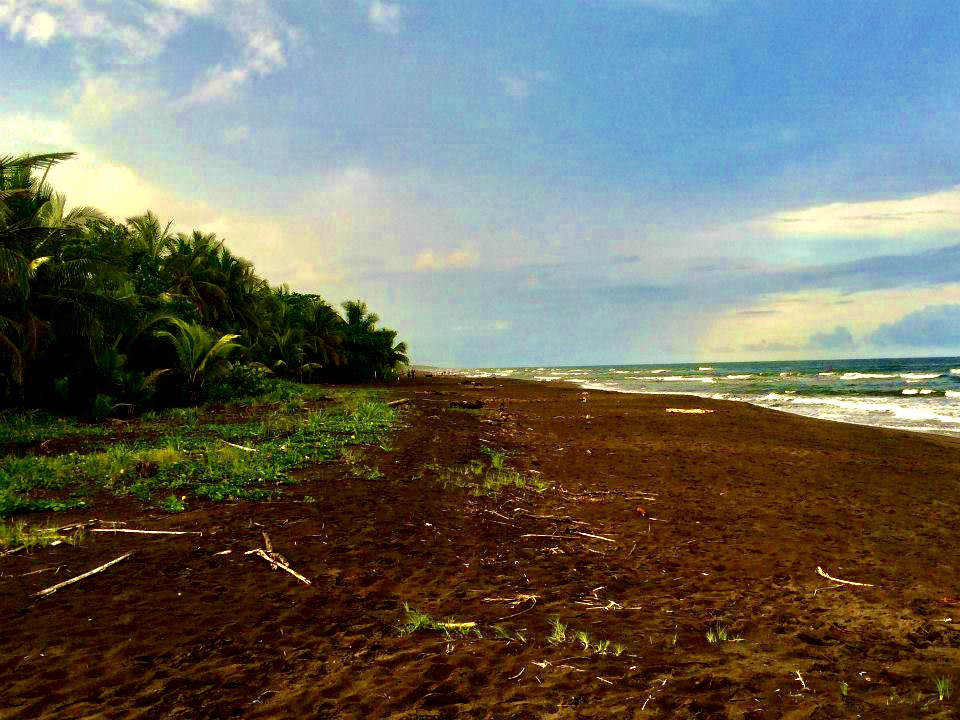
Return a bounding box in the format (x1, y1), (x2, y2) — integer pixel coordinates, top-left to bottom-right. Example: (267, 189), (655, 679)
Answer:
(2, 374), (959, 718)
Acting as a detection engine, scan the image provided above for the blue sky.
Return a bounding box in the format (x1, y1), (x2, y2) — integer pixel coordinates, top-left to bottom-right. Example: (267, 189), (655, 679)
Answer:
(4, 0), (960, 366)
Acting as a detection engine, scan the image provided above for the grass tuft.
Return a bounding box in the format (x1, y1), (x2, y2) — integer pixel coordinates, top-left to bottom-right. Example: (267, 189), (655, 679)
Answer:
(935, 676), (953, 701)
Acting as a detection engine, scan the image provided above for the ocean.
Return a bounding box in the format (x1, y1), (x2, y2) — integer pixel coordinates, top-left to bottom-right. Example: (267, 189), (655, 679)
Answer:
(464, 356), (960, 439)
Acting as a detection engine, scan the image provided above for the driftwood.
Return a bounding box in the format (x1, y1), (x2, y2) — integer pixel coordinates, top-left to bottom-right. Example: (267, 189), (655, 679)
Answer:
(222, 440), (257, 452)
(91, 528), (200, 536)
(33, 552), (133, 597)
(386, 398), (410, 407)
(816, 566), (875, 587)
(245, 548), (311, 585)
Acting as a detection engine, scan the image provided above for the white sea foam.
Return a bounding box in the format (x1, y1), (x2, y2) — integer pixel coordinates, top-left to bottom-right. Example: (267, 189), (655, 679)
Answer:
(533, 375), (564, 382)
(758, 395), (960, 424)
(901, 373), (941, 381)
(951, 369), (960, 375)
(818, 372), (836, 376)
(840, 372), (895, 380)
(698, 366), (713, 371)
(724, 374), (753, 379)
(947, 390), (960, 398)
(902, 389), (919, 395)
(649, 369), (670, 374)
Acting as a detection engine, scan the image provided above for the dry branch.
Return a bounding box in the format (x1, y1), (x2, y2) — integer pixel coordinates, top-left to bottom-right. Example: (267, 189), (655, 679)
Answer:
(91, 528), (200, 536)
(816, 566), (875, 587)
(33, 552), (133, 597)
(245, 548), (311, 585)
(222, 440), (257, 452)
(386, 398), (410, 407)
(575, 531), (616, 543)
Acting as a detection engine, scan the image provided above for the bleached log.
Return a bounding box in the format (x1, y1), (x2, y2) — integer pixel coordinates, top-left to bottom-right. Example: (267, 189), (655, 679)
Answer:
(33, 552), (133, 597)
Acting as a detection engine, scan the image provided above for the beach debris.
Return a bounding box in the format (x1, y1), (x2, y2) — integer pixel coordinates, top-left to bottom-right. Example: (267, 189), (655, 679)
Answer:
(222, 440), (258, 452)
(92, 528), (201, 536)
(245, 549), (311, 585)
(665, 408), (714, 414)
(33, 552), (134, 598)
(795, 669), (807, 691)
(450, 399), (484, 409)
(244, 532), (310, 585)
(437, 621), (477, 630)
(816, 566), (875, 587)
(386, 398), (410, 407)
(520, 531), (617, 543)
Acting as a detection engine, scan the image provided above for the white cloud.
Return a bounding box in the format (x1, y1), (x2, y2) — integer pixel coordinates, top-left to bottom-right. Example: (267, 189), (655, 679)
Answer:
(25, 10), (56, 43)
(63, 74), (153, 126)
(179, 1), (299, 105)
(152, 0), (214, 15)
(0, 112), (76, 149)
(0, 2), (184, 61)
(764, 185), (960, 238)
(183, 65), (251, 104)
(0, 2), (301, 106)
(223, 125), (250, 144)
(698, 284), (960, 360)
(414, 248), (479, 271)
(367, 0), (403, 35)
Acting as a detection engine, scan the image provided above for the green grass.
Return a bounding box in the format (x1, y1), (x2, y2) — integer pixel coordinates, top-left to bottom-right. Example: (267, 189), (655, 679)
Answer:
(547, 617), (568, 645)
(429, 446), (548, 496)
(0, 519), (86, 550)
(398, 603), (480, 638)
(706, 622), (741, 644)
(935, 676), (953, 701)
(0, 386), (398, 517)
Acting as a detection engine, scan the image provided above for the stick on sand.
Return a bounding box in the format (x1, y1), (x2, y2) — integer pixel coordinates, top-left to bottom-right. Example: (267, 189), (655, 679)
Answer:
(816, 566), (875, 587)
(245, 548), (311, 585)
(33, 553), (133, 597)
(91, 528), (200, 536)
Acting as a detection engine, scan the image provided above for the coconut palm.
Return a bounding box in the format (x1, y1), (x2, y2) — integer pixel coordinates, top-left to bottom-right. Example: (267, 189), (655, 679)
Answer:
(153, 318), (241, 404)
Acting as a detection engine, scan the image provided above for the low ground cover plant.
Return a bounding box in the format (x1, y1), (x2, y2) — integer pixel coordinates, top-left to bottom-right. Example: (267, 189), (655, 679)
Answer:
(427, 445), (548, 496)
(0, 383), (397, 517)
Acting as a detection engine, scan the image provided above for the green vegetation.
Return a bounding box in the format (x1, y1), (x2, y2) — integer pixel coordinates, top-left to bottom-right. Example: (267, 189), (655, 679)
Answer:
(428, 446), (548, 496)
(547, 617), (568, 645)
(935, 676), (953, 701)
(545, 618), (623, 655)
(0, 519), (85, 549)
(0, 385), (397, 516)
(0, 152), (408, 417)
(705, 622), (740, 644)
(398, 603), (480, 638)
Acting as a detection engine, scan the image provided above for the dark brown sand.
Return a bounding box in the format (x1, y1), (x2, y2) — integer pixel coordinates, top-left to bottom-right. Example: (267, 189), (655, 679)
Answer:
(2, 375), (960, 718)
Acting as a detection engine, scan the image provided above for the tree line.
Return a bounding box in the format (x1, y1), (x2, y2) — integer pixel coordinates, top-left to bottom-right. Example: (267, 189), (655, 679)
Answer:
(0, 152), (409, 415)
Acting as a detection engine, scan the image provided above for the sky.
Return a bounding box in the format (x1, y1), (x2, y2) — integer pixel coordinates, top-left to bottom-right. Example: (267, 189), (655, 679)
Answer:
(3, 0), (960, 367)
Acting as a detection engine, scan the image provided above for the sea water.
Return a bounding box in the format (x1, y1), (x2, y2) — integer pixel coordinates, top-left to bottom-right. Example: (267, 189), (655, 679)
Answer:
(464, 357), (960, 438)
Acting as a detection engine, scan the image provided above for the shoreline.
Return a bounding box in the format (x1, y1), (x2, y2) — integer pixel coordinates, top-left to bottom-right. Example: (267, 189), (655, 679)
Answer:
(438, 370), (960, 446)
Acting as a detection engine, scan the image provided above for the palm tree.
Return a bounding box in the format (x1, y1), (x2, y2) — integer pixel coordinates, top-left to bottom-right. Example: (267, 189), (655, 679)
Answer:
(162, 231), (228, 325)
(339, 300), (407, 381)
(153, 318), (241, 404)
(0, 152), (117, 406)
